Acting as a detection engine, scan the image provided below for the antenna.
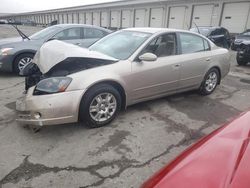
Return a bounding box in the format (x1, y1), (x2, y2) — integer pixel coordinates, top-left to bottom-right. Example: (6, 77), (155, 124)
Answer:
(193, 22), (200, 34)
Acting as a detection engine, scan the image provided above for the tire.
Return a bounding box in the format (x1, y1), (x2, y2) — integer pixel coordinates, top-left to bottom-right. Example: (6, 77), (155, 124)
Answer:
(236, 53), (248, 66)
(199, 68), (220, 96)
(79, 84), (121, 128)
(13, 53), (34, 74)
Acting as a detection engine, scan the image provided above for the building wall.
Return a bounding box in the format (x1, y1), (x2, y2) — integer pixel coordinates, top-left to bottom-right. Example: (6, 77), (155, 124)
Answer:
(1, 0), (250, 33)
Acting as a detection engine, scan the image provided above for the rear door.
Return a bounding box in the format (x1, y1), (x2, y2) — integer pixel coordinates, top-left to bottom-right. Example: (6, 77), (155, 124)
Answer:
(177, 32), (212, 89)
(131, 33), (180, 101)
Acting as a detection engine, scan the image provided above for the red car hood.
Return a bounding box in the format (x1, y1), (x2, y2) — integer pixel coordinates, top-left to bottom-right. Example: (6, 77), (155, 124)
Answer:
(142, 111), (250, 188)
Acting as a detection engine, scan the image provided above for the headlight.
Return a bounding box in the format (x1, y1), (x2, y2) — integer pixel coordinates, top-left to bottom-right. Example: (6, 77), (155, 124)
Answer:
(0, 48), (13, 56)
(33, 77), (72, 95)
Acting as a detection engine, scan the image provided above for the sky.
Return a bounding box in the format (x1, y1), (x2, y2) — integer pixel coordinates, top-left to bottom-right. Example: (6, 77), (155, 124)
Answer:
(0, 0), (121, 13)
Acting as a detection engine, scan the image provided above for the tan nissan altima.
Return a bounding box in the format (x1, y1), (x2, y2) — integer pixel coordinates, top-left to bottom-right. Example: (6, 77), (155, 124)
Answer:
(16, 28), (230, 128)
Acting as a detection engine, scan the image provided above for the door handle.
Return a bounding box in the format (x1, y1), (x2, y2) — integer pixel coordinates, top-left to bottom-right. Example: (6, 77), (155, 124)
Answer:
(75, 43), (81, 46)
(206, 58), (211, 61)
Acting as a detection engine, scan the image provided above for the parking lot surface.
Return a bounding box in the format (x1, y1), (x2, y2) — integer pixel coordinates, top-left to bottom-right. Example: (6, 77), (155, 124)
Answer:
(0, 25), (250, 188)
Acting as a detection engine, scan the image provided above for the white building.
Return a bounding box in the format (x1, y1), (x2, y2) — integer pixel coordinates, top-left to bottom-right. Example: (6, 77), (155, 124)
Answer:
(1, 0), (250, 33)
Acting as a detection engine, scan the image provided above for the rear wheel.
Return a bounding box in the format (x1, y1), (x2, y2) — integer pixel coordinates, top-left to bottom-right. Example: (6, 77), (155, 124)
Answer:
(79, 84), (121, 128)
(199, 68), (220, 95)
(13, 53), (34, 74)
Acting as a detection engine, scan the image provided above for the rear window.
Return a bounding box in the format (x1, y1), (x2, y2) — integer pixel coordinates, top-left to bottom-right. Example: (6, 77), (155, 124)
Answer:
(84, 28), (105, 39)
(180, 33), (210, 54)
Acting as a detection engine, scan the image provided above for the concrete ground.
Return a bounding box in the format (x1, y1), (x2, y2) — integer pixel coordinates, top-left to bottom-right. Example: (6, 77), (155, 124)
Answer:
(0, 25), (250, 188)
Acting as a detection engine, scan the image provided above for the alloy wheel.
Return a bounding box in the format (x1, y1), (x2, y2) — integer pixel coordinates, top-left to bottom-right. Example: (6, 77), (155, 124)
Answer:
(18, 57), (33, 71)
(89, 92), (117, 122)
(205, 72), (218, 92)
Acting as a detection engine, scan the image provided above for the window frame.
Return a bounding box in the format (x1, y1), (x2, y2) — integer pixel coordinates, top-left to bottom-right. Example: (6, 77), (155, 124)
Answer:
(136, 32), (180, 61)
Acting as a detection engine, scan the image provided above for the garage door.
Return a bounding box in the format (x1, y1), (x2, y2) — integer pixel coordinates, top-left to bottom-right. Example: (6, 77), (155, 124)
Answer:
(79, 13), (85, 24)
(111, 10), (120, 28)
(73, 13), (78, 23)
(168, 6), (187, 29)
(63, 14), (68, 23)
(135, 9), (146, 27)
(191, 4), (214, 27)
(101, 11), (108, 27)
(68, 13), (73, 23)
(122, 10), (131, 28)
(86, 12), (92, 25)
(93, 12), (100, 26)
(59, 14), (63, 24)
(42, 16), (44, 24)
(47, 15), (50, 24)
(150, 8), (164, 27)
(221, 2), (250, 33)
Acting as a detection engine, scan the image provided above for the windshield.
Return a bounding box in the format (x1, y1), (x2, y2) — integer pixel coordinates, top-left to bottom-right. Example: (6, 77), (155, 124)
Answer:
(30, 26), (60, 40)
(190, 28), (211, 36)
(89, 31), (151, 60)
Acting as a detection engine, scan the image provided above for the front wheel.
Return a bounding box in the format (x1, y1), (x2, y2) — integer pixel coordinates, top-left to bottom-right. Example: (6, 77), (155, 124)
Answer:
(79, 84), (121, 128)
(13, 53), (34, 74)
(199, 68), (220, 95)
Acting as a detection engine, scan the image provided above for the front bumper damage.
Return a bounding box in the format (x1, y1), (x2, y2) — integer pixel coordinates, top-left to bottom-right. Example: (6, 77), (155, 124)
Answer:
(16, 87), (84, 126)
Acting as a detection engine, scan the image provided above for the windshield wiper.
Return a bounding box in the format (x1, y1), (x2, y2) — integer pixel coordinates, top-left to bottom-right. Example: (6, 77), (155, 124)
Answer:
(11, 24), (30, 40)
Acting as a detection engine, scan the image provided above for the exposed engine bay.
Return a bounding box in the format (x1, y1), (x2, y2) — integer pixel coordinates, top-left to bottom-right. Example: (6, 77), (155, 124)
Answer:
(19, 40), (118, 91)
(20, 57), (116, 90)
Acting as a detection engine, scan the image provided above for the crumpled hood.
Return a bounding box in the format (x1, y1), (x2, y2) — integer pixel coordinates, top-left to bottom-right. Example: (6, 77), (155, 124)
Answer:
(33, 40), (118, 74)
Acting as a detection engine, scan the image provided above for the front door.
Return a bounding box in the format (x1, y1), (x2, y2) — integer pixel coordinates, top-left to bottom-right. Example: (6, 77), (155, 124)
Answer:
(130, 33), (181, 102)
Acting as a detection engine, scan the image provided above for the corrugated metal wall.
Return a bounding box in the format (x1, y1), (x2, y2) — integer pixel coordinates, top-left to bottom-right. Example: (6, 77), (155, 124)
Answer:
(2, 0), (250, 33)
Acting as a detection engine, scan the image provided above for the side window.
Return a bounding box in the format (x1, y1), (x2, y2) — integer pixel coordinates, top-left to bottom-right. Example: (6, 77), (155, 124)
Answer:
(54, 28), (81, 40)
(84, 28), (104, 39)
(179, 33), (206, 54)
(142, 33), (177, 57)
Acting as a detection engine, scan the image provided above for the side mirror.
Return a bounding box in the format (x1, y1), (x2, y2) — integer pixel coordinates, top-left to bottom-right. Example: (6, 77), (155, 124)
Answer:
(139, 53), (157, 62)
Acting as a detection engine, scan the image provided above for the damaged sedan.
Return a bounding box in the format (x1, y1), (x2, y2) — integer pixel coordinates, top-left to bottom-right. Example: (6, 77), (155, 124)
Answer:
(16, 28), (230, 128)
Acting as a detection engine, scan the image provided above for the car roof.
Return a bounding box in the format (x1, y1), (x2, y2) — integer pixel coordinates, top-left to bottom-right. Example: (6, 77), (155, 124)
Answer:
(123, 27), (190, 34)
(55, 24), (112, 32)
